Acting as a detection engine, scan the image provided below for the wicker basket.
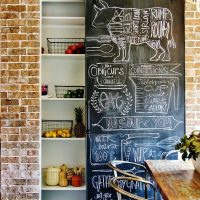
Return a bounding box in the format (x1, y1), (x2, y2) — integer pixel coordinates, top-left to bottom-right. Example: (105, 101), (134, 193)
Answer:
(55, 85), (85, 98)
(47, 38), (85, 54)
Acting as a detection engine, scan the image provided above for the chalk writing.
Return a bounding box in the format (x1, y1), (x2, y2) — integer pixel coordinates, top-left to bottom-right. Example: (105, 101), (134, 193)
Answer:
(89, 135), (121, 165)
(92, 1), (176, 62)
(93, 116), (182, 131)
(156, 136), (180, 150)
(88, 63), (127, 89)
(129, 63), (181, 76)
(130, 76), (180, 113)
(90, 88), (133, 115)
(92, 174), (112, 192)
(122, 136), (180, 162)
(90, 170), (115, 200)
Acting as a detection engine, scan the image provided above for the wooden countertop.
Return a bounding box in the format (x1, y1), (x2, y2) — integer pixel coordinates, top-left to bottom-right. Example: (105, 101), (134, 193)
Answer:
(145, 160), (200, 200)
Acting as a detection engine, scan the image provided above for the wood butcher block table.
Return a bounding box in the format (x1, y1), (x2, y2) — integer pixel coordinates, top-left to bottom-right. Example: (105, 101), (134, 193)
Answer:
(145, 160), (200, 200)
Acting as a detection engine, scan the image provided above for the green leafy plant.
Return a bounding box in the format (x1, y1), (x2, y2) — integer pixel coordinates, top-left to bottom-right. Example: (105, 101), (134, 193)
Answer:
(175, 130), (200, 161)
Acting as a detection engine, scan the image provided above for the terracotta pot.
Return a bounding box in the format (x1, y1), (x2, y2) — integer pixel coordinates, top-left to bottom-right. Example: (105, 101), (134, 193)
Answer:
(71, 175), (82, 187)
(192, 155), (200, 173)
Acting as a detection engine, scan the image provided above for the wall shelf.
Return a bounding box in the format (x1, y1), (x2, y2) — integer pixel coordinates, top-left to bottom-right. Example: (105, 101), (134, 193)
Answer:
(42, 137), (85, 141)
(41, 97), (86, 101)
(42, 54), (85, 58)
(42, 185), (86, 191)
(42, 17), (85, 26)
(42, 0), (84, 2)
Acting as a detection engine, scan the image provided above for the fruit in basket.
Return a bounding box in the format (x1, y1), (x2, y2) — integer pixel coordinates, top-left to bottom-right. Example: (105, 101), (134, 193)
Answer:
(76, 89), (84, 98)
(65, 49), (73, 54)
(52, 132), (57, 138)
(65, 42), (85, 54)
(45, 132), (50, 138)
(43, 129), (71, 138)
(57, 130), (63, 136)
(64, 93), (70, 98)
(70, 45), (77, 52)
(74, 107), (85, 137)
(61, 132), (67, 138)
(64, 90), (72, 98)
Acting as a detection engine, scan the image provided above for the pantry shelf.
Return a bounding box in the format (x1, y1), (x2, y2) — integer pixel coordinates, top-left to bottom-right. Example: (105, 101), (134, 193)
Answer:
(42, 17), (85, 26)
(42, 0), (84, 2)
(41, 97), (85, 101)
(42, 137), (85, 141)
(42, 54), (85, 58)
(42, 185), (86, 191)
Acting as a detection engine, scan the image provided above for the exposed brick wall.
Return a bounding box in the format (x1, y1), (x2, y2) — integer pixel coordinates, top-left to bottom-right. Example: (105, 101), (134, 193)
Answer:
(0, 0), (40, 199)
(0, 1), (199, 199)
(185, 2), (200, 133)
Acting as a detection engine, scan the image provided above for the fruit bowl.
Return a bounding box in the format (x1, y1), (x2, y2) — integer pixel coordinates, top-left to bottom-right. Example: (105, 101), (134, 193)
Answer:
(47, 38), (85, 54)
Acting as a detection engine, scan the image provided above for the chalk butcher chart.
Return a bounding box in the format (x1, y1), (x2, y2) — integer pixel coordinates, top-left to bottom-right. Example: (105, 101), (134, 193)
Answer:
(89, 0), (176, 62)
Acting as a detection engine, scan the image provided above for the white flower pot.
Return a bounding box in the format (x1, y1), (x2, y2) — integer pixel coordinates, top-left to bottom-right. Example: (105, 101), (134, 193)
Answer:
(192, 156), (200, 173)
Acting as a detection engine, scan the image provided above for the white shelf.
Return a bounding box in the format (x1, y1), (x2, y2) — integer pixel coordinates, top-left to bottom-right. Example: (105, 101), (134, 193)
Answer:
(42, 137), (85, 141)
(41, 97), (85, 101)
(42, 17), (85, 26)
(42, 54), (85, 58)
(42, 185), (86, 191)
(42, 0), (84, 2)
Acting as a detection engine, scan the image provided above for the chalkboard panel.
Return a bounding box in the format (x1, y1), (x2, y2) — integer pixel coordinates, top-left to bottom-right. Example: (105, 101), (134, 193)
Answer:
(86, 0), (185, 199)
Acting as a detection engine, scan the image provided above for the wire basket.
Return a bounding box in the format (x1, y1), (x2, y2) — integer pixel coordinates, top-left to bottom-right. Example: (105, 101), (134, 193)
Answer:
(47, 38), (85, 54)
(55, 85), (85, 98)
(42, 120), (73, 138)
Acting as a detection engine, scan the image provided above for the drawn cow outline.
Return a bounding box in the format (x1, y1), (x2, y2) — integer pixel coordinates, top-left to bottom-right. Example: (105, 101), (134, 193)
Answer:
(92, 0), (176, 62)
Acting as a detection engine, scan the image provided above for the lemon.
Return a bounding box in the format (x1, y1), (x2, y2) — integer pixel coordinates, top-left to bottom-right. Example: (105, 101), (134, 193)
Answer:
(52, 132), (57, 138)
(45, 132), (50, 138)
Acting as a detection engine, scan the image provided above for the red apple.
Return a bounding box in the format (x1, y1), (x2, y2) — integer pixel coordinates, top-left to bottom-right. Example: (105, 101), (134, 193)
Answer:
(70, 45), (77, 52)
(65, 49), (73, 54)
(76, 49), (81, 54)
(68, 45), (73, 50)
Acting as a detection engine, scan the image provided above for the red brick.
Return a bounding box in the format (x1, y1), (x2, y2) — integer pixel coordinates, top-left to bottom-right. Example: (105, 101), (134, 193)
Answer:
(21, 85), (39, 91)
(7, 5), (26, 12)
(1, 99), (19, 106)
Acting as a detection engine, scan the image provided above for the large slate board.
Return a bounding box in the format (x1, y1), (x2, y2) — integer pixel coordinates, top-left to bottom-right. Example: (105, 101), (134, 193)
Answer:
(86, 0), (185, 199)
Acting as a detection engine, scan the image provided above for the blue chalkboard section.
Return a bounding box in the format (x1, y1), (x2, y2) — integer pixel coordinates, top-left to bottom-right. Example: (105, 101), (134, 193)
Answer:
(86, 0), (185, 199)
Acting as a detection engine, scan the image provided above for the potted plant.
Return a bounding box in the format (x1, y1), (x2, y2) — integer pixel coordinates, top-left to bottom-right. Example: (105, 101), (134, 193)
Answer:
(175, 130), (200, 172)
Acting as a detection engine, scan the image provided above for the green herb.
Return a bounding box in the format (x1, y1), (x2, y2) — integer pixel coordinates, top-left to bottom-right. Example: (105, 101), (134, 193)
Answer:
(175, 130), (200, 161)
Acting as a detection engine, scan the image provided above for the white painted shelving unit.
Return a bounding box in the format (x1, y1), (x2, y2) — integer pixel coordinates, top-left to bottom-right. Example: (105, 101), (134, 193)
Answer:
(41, 0), (86, 199)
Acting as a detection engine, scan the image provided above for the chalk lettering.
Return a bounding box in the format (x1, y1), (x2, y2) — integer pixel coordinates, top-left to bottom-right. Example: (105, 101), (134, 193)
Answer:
(93, 116), (182, 131)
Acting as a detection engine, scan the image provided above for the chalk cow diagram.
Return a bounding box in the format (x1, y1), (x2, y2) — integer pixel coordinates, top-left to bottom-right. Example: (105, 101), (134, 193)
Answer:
(92, 0), (176, 62)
